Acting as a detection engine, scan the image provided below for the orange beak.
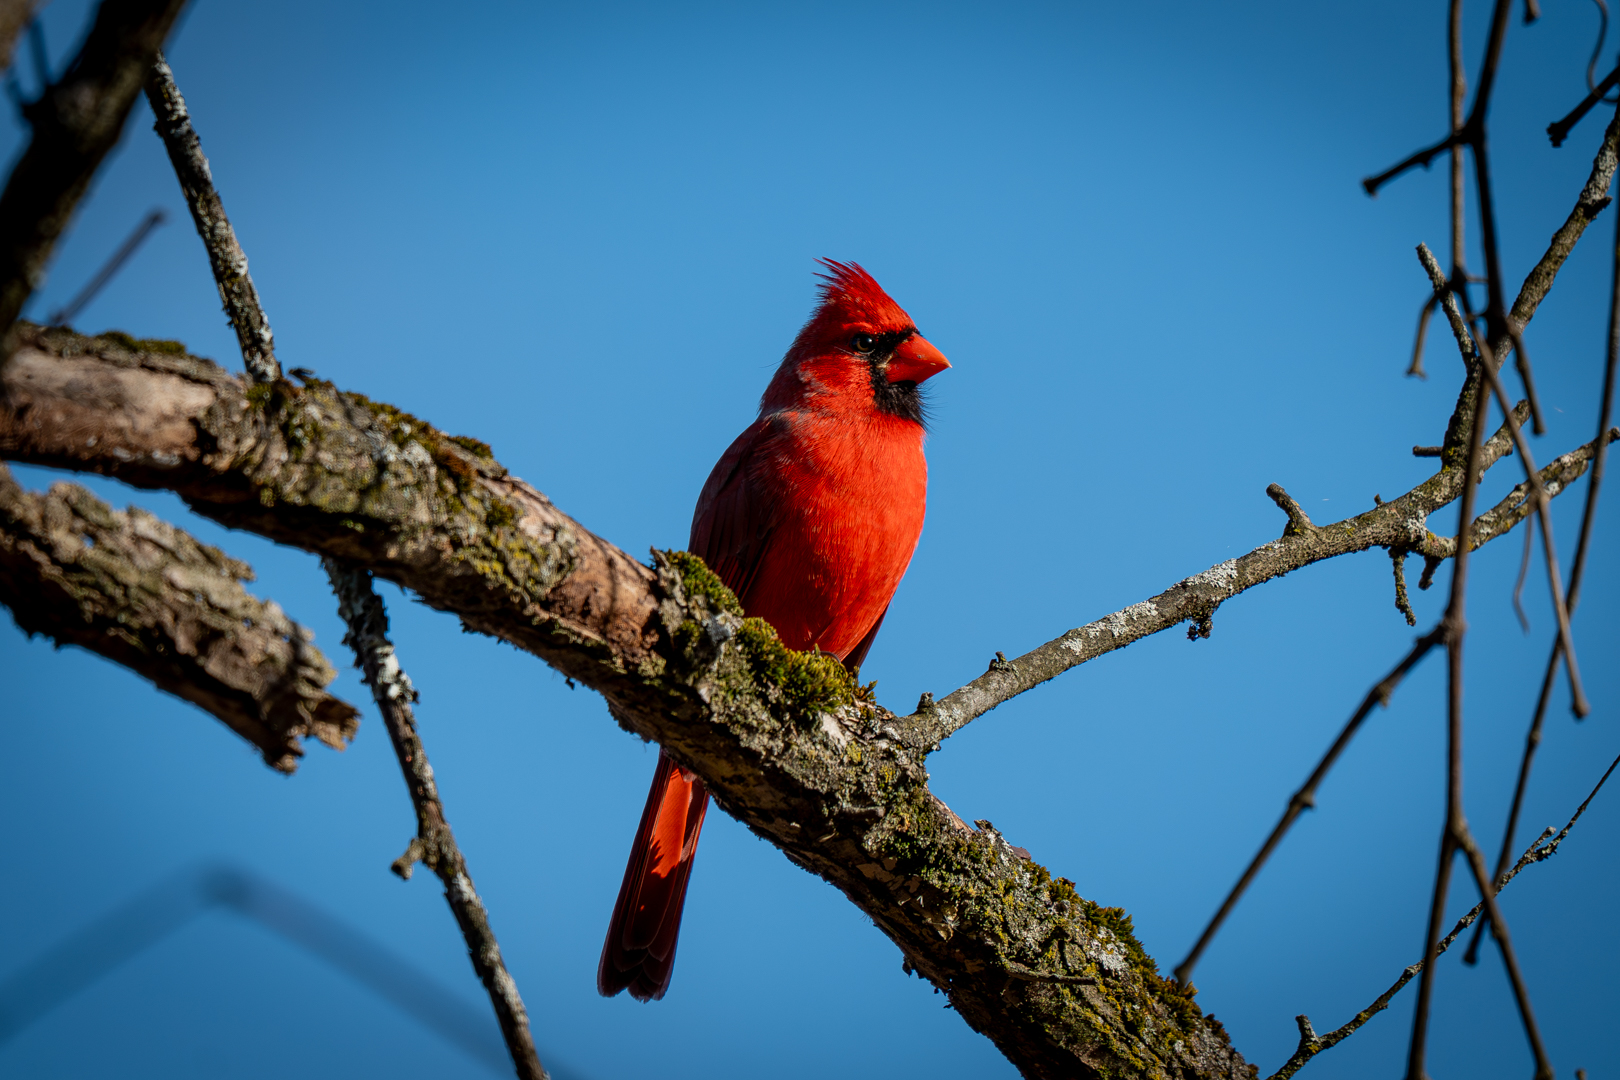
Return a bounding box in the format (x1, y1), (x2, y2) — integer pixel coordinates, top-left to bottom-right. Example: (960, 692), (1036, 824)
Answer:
(885, 334), (951, 384)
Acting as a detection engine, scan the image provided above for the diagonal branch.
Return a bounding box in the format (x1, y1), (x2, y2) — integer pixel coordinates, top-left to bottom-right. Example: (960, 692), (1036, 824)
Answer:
(1267, 745), (1620, 1080)
(1465, 148), (1620, 966)
(1173, 626), (1445, 987)
(897, 403), (1532, 748)
(325, 562), (548, 1080)
(142, 54), (546, 1080)
(0, 0), (189, 344)
(143, 53), (279, 384)
(1418, 242), (1590, 717)
(0, 462), (357, 770)
(1549, 61), (1620, 148)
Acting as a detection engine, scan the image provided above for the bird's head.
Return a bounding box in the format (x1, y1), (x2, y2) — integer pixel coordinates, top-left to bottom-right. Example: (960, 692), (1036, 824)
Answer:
(762, 259), (950, 423)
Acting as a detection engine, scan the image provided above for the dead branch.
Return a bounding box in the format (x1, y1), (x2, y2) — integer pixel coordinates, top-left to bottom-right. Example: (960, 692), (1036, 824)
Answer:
(0, 462), (356, 770)
(1418, 241), (1590, 717)
(1268, 746), (1620, 1080)
(143, 54), (280, 384)
(1466, 151), (1620, 966)
(139, 54), (546, 1078)
(1174, 626), (1446, 987)
(0, 0), (189, 343)
(325, 562), (548, 1080)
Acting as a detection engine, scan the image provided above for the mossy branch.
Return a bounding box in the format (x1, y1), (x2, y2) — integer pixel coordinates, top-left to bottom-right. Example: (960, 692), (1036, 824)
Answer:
(0, 322), (1252, 1080)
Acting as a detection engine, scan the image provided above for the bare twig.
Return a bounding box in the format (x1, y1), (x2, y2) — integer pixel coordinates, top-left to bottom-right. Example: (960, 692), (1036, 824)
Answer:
(1588, 0), (1612, 96)
(1172, 627), (1444, 987)
(1406, 0), (1471, 382)
(1269, 746), (1620, 1080)
(1406, 236), (1556, 1078)
(145, 56), (544, 1078)
(1409, 295), (1437, 379)
(0, 463), (357, 771)
(1466, 153), (1620, 966)
(1419, 242), (1590, 718)
(1404, 318), (1493, 1080)
(325, 562), (548, 1080)
(1392, 548), (1418, 626)
(1369, 0), (1553, 430)
(1549, 61), (1620, 148)
(143, 54), (279, 383)
(0, 0), (189, 348)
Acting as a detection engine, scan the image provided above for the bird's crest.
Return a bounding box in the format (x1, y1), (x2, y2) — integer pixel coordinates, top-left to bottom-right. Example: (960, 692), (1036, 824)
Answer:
(812, 259), (911, 328)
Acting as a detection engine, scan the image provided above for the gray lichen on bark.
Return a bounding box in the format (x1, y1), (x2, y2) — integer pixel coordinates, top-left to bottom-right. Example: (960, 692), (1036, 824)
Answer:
(0, 461), (357, 770)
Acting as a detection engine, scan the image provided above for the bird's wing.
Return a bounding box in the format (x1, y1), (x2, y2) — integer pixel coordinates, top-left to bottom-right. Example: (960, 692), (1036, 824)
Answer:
(688, 415), (785, 605)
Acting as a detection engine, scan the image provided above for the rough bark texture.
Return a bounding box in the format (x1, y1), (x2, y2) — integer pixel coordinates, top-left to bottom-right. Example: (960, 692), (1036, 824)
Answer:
(0, 460), (357, 771)
(0, 323), (1254, 1079)
(0, 0), (189, 338)
(142, 54), (281, 385)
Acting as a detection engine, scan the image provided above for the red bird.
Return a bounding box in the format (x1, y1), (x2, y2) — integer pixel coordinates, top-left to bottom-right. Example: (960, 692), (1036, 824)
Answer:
(597, 260), (951, 1001)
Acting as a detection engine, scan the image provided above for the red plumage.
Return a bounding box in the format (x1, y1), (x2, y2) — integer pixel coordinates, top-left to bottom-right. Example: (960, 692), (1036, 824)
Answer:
(597, 260), (949, 1001)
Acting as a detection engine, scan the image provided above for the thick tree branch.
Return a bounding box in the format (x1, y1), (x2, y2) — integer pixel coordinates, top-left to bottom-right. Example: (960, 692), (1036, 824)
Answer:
(0, 0), (189, 343)
(0, 324), (1251, 1080)
(0, 461), (357, 770)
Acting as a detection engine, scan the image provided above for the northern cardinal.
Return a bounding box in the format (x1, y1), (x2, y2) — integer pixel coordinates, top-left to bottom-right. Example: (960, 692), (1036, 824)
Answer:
(597, 260), (951, 1001)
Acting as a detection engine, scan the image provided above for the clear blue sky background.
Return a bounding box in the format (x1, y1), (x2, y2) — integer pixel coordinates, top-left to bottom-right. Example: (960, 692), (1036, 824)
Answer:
(2, 2), (1616, 1077)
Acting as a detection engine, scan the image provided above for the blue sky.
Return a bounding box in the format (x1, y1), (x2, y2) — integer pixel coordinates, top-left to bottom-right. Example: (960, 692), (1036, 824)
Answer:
(2, 2), (1617, 1077)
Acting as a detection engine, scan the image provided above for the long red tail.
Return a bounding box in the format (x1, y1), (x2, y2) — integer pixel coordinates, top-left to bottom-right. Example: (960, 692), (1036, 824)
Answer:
(597, 750), (710, 1001)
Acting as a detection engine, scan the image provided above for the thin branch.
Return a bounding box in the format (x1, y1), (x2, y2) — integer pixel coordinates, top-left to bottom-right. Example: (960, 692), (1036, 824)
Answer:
(0, 462), (357, 771)
(1173, 627), (1444, 987)
(0, 0), (189, 347)
(1362, 133), (1462, 197)
(145, 55), (543, 1078)
(1405, 299), (1495, 1080)
(325, 562), (549, 1080)
(143, 53), (279, 383)
(1419, 242), (1590, 717)
(1269, 746), (1620, 1080)
(1403, 0), (1470, 382)
(1409, 295), (1437, 379)
(1467, 147), (1620, 965)
(1363, 0), (1513, 198)
(1549, 61), (1620, 148)
(1392, 548), (1418, 626)
(1455, 824), (1552, 1078)
(1369, 0), (1554, 428)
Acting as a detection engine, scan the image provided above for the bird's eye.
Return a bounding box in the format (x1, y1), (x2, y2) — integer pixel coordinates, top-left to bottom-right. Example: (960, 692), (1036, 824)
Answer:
(851, 333), (876, 354)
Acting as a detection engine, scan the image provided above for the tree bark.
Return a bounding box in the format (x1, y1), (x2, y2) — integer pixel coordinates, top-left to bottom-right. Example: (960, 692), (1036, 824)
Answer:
(0, 460), (357, 771)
